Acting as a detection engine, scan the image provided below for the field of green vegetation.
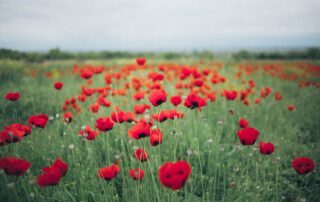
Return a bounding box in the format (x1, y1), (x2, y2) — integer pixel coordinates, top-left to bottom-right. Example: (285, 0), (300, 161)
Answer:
(0, 57), (320, 202)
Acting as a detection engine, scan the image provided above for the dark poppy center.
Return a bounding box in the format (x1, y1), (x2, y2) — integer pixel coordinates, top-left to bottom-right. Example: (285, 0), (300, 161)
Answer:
(266, 151), (270, 154)
(12, 136), (19, 142)
(160, 117), (167, 122)
(190, 101), (199, 109)
(156, 100), (163, 105)
(15, 169), (22, 175)
(191, 101), (198, 107)
(138, 133), (147, 138)
(153, 141), (159, 145)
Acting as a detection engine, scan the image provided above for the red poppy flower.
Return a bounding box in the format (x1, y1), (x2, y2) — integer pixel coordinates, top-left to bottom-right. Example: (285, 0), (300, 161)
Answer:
(139, 116), (154, 126)
(4, 92), (20, 101)
(242, 99), (250, 106)
(82, 87), (94, 96)
(136, 58), (146, 66)
(149, 90), (167, 106)
(81, 70), (93, 79)
(54, 82), (64, 90)
(134, 148), (148, 161)
(77, 94), (86, 102)
(184, 92), (207, 110)
(51, 158), (68, 175)
(28, 114), (49, 128)
(180, 67), (192, 79)
(98, 97), (112, 107)
(64, 112), (73, 123)
(123, 112), (138, 123)
(259, 142), (275, 155)
(287, 105), (295, 111)
(129, 168), (145, 180)
(192, 79), (203, 87)
(110, 110), (125, 123)
(95, 117), (114, 132)
(79, 126), (100, 140)
(292, 157), (315, 175)
(98, 164), (120, 180)
(37, 166), (63, 187)
(150, 129), (163, 146)
(134, 104), (150, 114)
(224, 90), (238, 100)
(254, 98), (261, 104)
(166, 109), (184, 119)
(158, 160), (191, 190)
(237, 127), (260, 145)
(1, 124), (31, 145)
(158, 65), (165, 71)
(0, 157), (31, 176)
(170, 95), (182, 106)
(192, 68), (201, 78)
(0, 130), (18, 145)
(5, 129), (24, 145)
(240, 90), (248, 101)
(149, 72), (164, 81)
(238, 118), (249, 128)
(128, 121), (151, 140)
(260, 87), (271, 98)
(274, 92), (283, 101)
(132, 91), (145, 101)
(150, 83), (162, 90)
(249, 80), (255, 88)
(202, 69), (210, 76)
(206, 92), (216, 102)
(88, 103), (100, 113)
(152, 111), (169, 122)
(5, 123), (32, 137)
(95, 65), (104, 74)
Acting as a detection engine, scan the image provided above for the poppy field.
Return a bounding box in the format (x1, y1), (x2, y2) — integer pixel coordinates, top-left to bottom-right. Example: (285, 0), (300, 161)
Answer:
(0, 58), (320, 201)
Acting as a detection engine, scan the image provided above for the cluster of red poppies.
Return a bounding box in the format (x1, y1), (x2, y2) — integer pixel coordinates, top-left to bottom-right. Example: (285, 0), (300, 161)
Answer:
(28, 114), (49, 128)
(0, 157), (31, 176)
(0, 123), (31, 146)
(37, 158), (68, 187)
(0, 157), (68, 187)
(2, 58), (318, 193)
(237, 118), (275, 155)
(0, 113), (50, 146)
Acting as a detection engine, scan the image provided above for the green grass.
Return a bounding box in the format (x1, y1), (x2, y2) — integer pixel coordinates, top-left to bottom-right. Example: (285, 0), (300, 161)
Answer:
(0, 58), (320, 202)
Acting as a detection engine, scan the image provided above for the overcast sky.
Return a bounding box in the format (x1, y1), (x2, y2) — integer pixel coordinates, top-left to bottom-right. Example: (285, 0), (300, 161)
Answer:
(0, 0), (320, 51)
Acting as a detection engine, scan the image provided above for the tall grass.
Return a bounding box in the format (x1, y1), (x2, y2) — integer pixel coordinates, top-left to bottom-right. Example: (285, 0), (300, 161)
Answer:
(0, 59), (320, 202)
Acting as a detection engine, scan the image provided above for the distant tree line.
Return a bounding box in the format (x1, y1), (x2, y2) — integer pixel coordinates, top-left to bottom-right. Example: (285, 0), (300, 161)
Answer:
(0, 48), (215, 62)
(1, 47), (320, 62)
(232, 48), (320, 60)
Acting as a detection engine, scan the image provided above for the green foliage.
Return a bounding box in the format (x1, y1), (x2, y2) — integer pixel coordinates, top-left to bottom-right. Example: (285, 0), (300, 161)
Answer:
(233, 47), (320, 60)
(0, 59), (319, 202)
(0, 48), (213, 62)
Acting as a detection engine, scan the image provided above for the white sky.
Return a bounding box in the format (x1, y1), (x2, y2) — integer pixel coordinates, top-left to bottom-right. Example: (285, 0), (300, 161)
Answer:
(0, 0), (320, 51)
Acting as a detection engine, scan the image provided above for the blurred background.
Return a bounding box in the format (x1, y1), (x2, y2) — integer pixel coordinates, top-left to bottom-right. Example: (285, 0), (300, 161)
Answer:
(1, 0), (320, 60)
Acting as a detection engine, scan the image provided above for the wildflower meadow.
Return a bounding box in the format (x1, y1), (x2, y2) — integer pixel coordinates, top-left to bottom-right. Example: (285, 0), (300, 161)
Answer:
(0, 57), (319, 201)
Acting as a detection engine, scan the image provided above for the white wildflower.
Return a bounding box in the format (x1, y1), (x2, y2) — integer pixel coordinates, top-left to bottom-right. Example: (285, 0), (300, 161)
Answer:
(68, 144), (75, 150)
